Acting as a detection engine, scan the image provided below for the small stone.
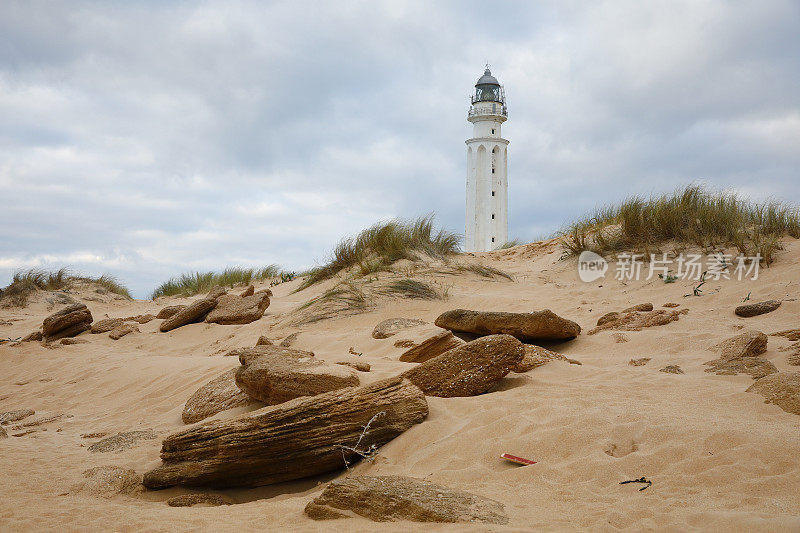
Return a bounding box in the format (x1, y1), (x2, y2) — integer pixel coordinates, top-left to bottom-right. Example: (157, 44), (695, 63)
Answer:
(91, 318), (124, 334)
(109, 324), (139, 340)
(88, 430), (158, 453)
(157, 305), (185, 319)
(279, 332), (300, 347)
(255, 335), (273, 346)
(628, 358), (651, 366)
(372, 318), (427, 339)
(167, 493), (235, 507)
(735, 300), (781, 318)
(659, 365), (684, 374)
(0, 408), (35, 424)
(622, 303), (654, 312)
(336, 361), (371, 372)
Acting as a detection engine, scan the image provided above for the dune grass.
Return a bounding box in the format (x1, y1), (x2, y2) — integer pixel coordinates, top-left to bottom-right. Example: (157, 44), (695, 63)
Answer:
(150, 265), (284, 299)
(0, 268), (131, 307)
(453, 262), (515, 281)
(297, 215), (461, 290)
(380, 279), (443, 300)
(293, 281), (369, 325)
(561, 185), (800, 264)
(497, 239), (523, 249)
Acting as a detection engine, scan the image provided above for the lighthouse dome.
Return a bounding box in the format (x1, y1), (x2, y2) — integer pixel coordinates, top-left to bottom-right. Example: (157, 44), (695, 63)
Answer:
(475, 68), (500, 86)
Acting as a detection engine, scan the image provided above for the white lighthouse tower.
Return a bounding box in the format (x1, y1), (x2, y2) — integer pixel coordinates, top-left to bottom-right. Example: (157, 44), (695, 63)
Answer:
(465, 67), (508, 252)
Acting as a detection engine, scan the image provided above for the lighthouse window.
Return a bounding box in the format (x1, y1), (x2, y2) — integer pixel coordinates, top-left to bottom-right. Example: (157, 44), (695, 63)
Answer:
(491, 237), (495, 243)
(491, 129), (495, 134)
(491, 214), (495, 219)
(492, 168), (495, 174)
(491, 191), (495, 196)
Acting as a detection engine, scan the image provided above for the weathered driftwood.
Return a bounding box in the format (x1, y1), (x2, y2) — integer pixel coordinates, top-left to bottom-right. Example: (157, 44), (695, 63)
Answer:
(143, 376), (428, 489)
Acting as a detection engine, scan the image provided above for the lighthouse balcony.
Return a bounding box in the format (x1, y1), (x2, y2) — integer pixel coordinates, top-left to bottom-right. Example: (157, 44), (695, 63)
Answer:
(468, 105), (508, 121)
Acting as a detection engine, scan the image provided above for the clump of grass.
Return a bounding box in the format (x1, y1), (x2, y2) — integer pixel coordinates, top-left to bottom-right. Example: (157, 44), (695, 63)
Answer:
(151, 264), (286, 299)
(298, 215), (461, 290)
(380, 279), (442, 300)
(0, 268), (131, 307)
(561, 185), (800, 264)
(497, 239), (523, 249)
(293, 282), (369, 325)
(454, 262), (515, 281)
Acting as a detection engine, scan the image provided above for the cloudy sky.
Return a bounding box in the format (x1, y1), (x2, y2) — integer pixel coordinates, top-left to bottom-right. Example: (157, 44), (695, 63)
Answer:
(2, 1), (798, 297)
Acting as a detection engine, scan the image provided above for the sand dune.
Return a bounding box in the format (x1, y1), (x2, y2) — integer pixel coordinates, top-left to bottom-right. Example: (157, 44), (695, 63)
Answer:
(2, 238), (800, 531)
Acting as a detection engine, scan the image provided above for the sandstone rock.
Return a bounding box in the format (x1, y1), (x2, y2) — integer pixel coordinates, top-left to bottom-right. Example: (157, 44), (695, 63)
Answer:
(10, 413), (65, 429)
(628, 358), (651, 366)
(772, 328), (800, 341)
(622, 303), (654, 312)
(240, 285), (255, 297)
(255, 335), (273, 346)
(21, 331), (42, 342)
(663, 302), (680, 308)
(336, 361), (371, 372)
(142, 376), (429, 489)
(400, 334), (524, 397)
(0, 425), (6, 438)
(660, 365), (684, 374)
(704, 331), (777, 379)
(160, 298), (217, 332)
(109, 324), (139, 340)
(279, 332), (300, 347)
(735, 300), (781, 318)
(789, 353), (800, 366)
(156, 305), (185, 319)
(167, 493), (234, 507)
(42, 303), (93, 341)
(372, 318), (427, 339)
(126, 314), (155, 324)
(588, 309), (687, 335)
(746, 372), (800, 415)
(88, 430), (158, 453)
(75, 466), (142, 497)
(434, 309), (580, 341)
(207, 286), (227, 299)
(205, 292), (270, 325)
(182, 368), (258, 424)
(0, 408), (35, 424)
(512, 344), (568, 373)
(612, 332), (628, 343)
(304, 475), (508, 524)
(235, 346), (359, 404)
(398, 329), (465, 363)
(60, 337), (89, 345)
(91, 318), (124, 334)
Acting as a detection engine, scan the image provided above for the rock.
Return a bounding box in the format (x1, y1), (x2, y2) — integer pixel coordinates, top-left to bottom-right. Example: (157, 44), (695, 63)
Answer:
(240, 285), (255, 297)
(398, 328), (465, 363)
(663, 302), (680, 308)
(735, 300), (781, 318)
(336, 361), (371, 372)
(160, 298), (217, 332)
(0, 426), (6, 438)
(126, 314), (155, 324)
(434, 309), (580, 341)
(205, 292), (270, 325)
(746, 372), (800, 415)
(0, 408), (35, 424)
(142, 376), (429, 489)
(167, 493), (234, 507)
(704, 331), (777, 379)
(304, 475), (508, 524)
(156, 305), (185, 319)
(109, 324), (139, 340)
(612, 332), (628, 343)
(88, 430), (158, 453)
(372, 318), (427, 339)
(42, 303), (93, 341)
(182, 368), (258, 424)
(255, 335), (273, 346)
(512, 345), (568, 373)
(400, 334), (524, 397)
(60, 337), (89, 345)
(207, 286), (227, 299)
(91, 318), (124, 334)
(623, 303), (654, 312)
(789, 353), (800, 366)
(588, 309), (687, 335)
(234, 346), (359, 404)
(660, 365), (684, 374)
(279, 332), (300, 347)
(75, 466), (142, 497)
(772, 328), (800, 341)
(21, 331), (42, 342)
(628, 358), (651, 366)
(10, 413), (65, 429)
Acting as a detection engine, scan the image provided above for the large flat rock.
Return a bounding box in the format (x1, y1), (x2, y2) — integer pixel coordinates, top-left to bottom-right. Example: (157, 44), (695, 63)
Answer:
(435, 309), (580, 341)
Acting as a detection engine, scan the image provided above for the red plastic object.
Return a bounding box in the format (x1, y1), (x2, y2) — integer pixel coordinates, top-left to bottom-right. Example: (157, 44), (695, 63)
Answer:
(500, 453), (537, 466)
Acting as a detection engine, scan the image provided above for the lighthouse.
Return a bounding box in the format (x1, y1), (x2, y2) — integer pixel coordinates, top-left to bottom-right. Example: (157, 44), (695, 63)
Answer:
(465, 67), (508, 252)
